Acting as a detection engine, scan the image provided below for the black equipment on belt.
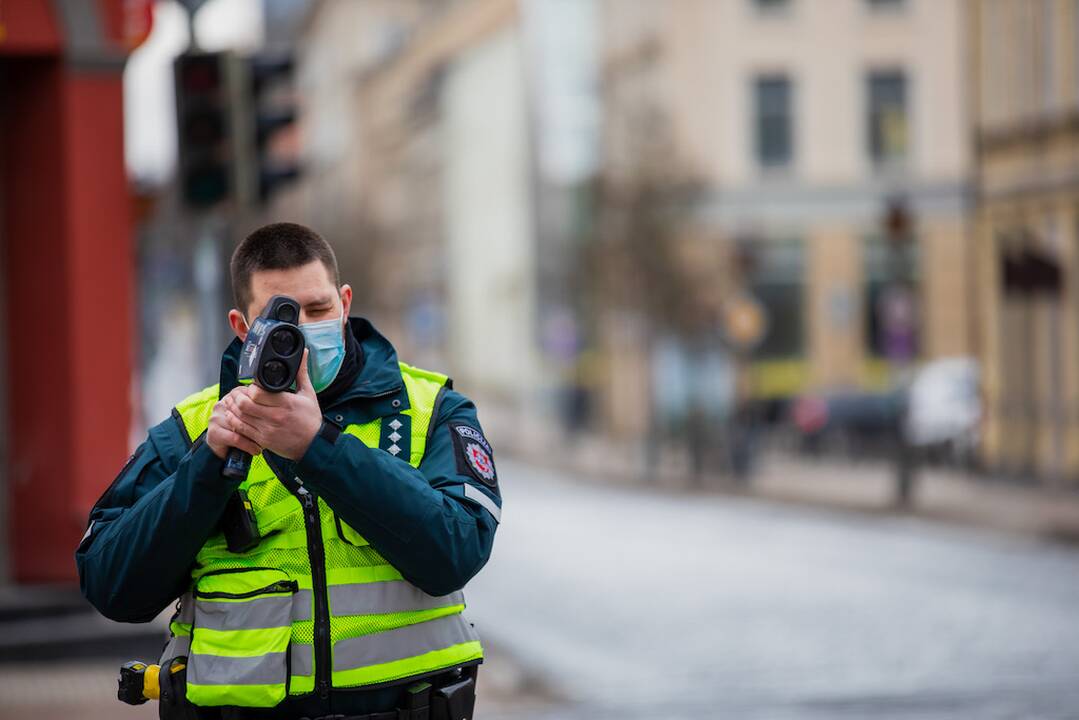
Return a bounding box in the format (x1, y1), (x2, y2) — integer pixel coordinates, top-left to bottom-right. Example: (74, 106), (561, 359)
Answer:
(124, 657), (478, 720)
(299, 665), (477, 720)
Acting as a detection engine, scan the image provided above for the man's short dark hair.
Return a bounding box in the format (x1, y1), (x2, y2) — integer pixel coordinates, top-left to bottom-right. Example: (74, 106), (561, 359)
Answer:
(231, 222), (340, 313)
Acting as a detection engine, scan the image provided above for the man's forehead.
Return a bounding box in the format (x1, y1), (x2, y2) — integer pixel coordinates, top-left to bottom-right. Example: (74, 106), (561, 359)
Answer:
(248, 262), (337, 312)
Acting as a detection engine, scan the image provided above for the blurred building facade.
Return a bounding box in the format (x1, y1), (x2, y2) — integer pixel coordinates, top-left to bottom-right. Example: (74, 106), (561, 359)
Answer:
(287, 0), (541, 413)
(282, 0), (985, 456)
(971, 0), (1079, 483)
(274, 0), (432, 349)
(270, 0), (1079, 489)
(282, 0), (599, 442)
(597, 0), (974, 436)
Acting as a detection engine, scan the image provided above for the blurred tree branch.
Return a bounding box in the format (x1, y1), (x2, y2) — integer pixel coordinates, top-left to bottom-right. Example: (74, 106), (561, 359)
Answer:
(579, 106), (715, 346)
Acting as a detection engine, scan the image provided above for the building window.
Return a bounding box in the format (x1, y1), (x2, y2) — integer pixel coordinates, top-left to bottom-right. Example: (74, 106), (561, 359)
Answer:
(755, 75), (793, 169)
(748, 238), (804, 358)
(867, 70), (908, 167)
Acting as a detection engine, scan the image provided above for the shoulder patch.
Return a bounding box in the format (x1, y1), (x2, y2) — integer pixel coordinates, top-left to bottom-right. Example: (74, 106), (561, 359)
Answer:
(449, 422), (497, 487)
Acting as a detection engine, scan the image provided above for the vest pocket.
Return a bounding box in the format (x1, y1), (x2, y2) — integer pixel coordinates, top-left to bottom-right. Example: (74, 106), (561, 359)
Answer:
(186, 567), (298, 708)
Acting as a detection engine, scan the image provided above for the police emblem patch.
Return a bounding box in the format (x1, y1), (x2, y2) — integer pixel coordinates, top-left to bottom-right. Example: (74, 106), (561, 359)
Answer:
(465, 442), (495, 482)
(449, 422), (498, 487)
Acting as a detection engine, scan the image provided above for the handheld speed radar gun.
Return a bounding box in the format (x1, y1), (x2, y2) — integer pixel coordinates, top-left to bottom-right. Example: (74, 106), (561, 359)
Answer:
(223, 294), (306, 480)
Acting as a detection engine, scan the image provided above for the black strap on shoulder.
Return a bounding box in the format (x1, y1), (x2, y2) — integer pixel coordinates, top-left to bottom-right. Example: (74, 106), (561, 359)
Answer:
(171, 407), (193, 449)
(427, 386), (449, 443)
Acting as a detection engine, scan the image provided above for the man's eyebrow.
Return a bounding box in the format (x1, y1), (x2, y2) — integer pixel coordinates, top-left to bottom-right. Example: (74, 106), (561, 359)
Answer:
(303, 296), (335, 308)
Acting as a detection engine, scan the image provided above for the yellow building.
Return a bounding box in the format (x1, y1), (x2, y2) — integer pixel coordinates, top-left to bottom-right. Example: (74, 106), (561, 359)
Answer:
(971, 0), (1079, 483)
(598, 0), (975, 427)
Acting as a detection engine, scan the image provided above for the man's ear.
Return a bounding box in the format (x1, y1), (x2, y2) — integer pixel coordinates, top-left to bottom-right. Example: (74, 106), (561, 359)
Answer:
(227, 309), (249, 341)
(339, 284), (353, 319)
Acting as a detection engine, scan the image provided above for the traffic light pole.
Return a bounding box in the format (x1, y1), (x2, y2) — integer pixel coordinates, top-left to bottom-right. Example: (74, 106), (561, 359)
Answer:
(882, 198), (918, 508)
(171, 6), (302, 380)
(226, 56), (258, 207)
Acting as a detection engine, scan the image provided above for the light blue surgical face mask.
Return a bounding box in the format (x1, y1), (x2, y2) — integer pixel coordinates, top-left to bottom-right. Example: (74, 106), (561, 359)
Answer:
(300, 312), (346, 392)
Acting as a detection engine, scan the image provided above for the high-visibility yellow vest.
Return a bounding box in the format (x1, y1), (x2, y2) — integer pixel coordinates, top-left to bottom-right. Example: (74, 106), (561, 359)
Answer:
(159, 362), (483, 708)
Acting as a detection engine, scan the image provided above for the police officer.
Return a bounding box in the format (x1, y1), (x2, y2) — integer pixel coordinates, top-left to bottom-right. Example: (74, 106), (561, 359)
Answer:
(76, 223), (502, 719)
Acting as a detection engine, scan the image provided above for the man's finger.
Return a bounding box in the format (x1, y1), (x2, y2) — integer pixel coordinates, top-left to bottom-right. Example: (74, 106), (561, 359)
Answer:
(223, 430), (262, 457)
(209, 414), (263, 457)
(235, 392), (275, 420)
(221, 395), (241, 418)
(225, 409), (263, 446)
(222, 391), (258, 420)
(296, 348), (314, 395)
(249, 385), (289, 407)
(227, 385), (253, 399)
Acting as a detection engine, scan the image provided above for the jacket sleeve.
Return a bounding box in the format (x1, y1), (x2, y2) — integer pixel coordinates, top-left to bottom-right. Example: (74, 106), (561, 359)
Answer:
(296, 389), (502, 597)
(75, 412), (241, 623)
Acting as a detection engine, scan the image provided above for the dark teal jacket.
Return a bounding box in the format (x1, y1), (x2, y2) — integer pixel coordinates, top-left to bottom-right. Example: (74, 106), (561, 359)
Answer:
(76, 317), (501, 716)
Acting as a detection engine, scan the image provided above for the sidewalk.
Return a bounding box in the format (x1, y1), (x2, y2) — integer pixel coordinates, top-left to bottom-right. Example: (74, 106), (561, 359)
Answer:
(497, 418), (1079, 543)
(751, 453), (1079, 542)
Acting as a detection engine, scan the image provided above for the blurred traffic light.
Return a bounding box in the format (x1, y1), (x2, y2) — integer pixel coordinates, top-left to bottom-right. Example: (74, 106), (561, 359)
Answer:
(175, 53), (230, 209)
(247, 55), (301, 204)
(174, 51), (301, 209)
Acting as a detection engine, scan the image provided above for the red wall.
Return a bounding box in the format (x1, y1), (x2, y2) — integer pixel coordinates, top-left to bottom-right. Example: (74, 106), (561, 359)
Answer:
(0, 0), (62, 55)
(1, 58), (134, 583)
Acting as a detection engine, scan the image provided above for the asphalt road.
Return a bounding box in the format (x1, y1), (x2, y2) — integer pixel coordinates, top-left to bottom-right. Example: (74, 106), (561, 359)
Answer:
(466, 460), (1079, 719)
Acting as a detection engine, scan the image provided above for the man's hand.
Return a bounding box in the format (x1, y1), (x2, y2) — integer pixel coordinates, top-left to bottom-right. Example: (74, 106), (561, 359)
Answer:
(207, 387), (264, 460)
(223, 349), (323, 460)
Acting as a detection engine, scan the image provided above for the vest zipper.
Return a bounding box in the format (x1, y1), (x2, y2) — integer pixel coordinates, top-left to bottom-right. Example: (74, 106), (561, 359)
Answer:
(265, 455), (332, 700)
(196, 580), (298, 600)
(296, 484), (332, 700)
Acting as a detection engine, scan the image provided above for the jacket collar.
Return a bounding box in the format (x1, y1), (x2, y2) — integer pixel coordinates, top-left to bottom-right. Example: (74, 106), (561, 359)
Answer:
(218, 317), (409, 422)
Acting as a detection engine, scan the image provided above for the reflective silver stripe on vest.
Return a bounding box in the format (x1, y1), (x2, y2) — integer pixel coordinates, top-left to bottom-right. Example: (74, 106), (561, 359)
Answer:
(329, 582), (463, 617)
(194, 590), (312, 631)
(160, 633), (191, 662)
(291, 642), (313, 677)
(187, 652), (287, 686)
(292, 590), (312, 621)
(462, 484), (501, 523)
(333, 615), (479, 671)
